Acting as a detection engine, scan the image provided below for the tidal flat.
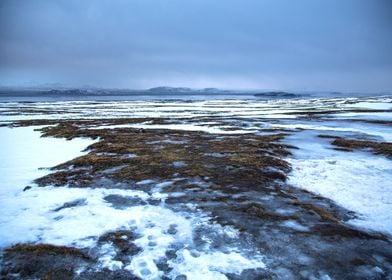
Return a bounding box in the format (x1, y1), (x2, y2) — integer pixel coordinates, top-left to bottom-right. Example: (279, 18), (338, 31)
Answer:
(0, 96), (392, 279)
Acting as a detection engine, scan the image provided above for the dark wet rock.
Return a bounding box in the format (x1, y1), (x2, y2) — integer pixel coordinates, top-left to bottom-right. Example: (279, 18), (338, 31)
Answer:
(53, 198), (87, 212)
(167, 224), (178, 235)
(165, 249), (177, 260)
(312, 223), (388, 241)
(260, 170), (286, 181)
(235, 202), (298, 221)
(37, 268), (75, 280)
(146, 198), (162, 205)
(98, 230), (142, 262)
(0, 244), (91, 279)
(53, 215), (64, 221)
(351, 265), (386, 279)
(90, 177), (130, 189)
(351, 119), (392, 126)
(174, 274), (187, 280)
(226, 268), (274, 280)
(155, 257), (172, 273)
(103, 194), (146, 209)
(99, 229), (139, 243)
(76, 269), (141, 280)
(22, 186), (32, 192)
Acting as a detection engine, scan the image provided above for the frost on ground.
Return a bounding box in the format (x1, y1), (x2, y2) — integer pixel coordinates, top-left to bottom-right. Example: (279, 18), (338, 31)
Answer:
(287, 131), (392, 235)
(0, 127), (265, 280)
(1, 96), (392, 279)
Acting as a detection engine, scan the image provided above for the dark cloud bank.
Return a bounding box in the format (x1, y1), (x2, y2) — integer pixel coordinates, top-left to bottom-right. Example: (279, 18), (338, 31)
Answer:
(0, 0), (391, 92)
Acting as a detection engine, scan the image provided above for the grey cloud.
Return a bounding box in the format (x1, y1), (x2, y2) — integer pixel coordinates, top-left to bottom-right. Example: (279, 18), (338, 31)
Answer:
(0, 0), (391, 91)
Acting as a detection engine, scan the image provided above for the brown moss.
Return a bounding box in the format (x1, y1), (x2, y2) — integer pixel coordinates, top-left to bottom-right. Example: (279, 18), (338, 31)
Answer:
(235, 202), (298, 221)
(57, 154), (131, 172)
(291, 201), (339, 222)
(35, 171), (70, 186)
(318, 135), (392, 158)
(31, 120), (292, 190)
(312, 224), (388, 241)
(35, 170), (94, 187)
(1, 243), (93, 279)
(331, 138), (392, 158)
(98, 230), (142, 259)
(5, 244), (90, 259)
(99, 230), (138, 242)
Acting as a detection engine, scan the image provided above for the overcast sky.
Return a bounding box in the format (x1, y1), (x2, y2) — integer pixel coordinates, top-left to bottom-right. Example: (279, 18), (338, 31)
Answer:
(0, 0), (391, 91)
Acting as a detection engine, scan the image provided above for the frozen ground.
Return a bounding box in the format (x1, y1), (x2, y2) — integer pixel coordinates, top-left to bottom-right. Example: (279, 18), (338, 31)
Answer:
(286, 130), (392, 235)
(0, 126), (265, 279)
(0, 96), (391, 121)
(0, 95), (391, 279)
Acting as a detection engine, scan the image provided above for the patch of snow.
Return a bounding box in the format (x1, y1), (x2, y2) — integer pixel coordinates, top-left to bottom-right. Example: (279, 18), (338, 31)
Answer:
(344, 101), (392, 110)
(281, 220), (310, 232)
(287, 132), (392, 236)
(269, 122), (392, 142)
(167, 249), (265, 280)
(91, 123), (258, 135)
(330, 112), (392, 121)
(121, 153), (138, 159)
(136, 179), (156, 185)
(0, 96), (390, 122)
(0, 126), (94, 196)
(173, 161), (188, 168)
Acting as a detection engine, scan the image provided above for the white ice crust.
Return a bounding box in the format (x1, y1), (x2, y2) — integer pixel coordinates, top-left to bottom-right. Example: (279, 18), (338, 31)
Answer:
(0, 126), (265, 279)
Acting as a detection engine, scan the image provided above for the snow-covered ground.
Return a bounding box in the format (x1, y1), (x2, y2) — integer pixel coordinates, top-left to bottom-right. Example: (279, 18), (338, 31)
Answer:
(0, 96), (391, 121)
(0, 96), (392, 278)
(267, 120), (392, 142)
(89, 123), (257, 134)
(286, 131), (392, 235)
(0, 126), (265, 279)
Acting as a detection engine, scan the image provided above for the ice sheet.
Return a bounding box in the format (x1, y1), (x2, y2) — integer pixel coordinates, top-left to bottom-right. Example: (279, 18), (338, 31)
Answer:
(0, 96), (390, 121)
(91, 123), (257, 134)
(287, 132), (392, 235)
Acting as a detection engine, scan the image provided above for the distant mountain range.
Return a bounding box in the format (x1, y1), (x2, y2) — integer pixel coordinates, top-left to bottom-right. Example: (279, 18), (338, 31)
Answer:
(0, 86), (301, 97)
(253, 91), (301, 98)
(0, 86), (387, 99)
(145, 87), (232, 94)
